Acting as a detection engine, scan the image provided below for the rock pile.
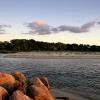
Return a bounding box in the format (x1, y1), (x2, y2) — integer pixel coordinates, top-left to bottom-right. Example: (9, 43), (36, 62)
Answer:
(0, 71), (54, 100)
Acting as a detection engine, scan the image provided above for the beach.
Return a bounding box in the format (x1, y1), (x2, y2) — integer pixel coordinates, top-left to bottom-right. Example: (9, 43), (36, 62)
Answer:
(4, 51), (100, 59)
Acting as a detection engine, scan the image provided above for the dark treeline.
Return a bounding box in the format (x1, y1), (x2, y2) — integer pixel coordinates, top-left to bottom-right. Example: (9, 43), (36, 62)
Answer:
(0, 39), (100, 52)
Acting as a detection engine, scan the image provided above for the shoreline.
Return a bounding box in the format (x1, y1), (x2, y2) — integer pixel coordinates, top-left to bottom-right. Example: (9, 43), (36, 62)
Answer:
(3, 51), (100, 59)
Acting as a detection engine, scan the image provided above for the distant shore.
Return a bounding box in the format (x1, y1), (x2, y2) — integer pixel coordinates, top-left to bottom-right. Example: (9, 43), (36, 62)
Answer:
(4, 51), (100, 59)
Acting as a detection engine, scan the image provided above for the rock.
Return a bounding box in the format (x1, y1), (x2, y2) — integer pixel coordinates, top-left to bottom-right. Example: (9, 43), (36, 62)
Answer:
(39, 77), (50, 89)
(31, 77), (45, 86)
(14, 80), (20, 89)
(12, 71), (28, 93)
(28, 85), (54, 100)
(17, 82), (27, 93)
(0, 72), (16, 93)
(10, 90), (33, 100)
(12, 71), (28, 85)
(28, 77), (54, 100)
(0, 86), (9, 100)
(0, 72), (54, 100)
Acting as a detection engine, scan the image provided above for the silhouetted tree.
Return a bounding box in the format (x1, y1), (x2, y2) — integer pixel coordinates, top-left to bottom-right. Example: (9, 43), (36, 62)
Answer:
(0, 39), (99, 52)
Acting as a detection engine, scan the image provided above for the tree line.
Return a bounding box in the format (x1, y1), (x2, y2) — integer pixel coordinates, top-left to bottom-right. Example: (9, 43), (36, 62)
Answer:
(0, 39), (100, 52)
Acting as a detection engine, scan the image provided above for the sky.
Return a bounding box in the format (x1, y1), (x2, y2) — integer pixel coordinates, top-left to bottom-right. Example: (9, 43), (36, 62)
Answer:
(0, 0), (100, 45)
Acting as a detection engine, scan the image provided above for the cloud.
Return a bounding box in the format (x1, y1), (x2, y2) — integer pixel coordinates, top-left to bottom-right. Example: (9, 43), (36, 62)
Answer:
(81, 21), (96, 32)
(58, 25), (82, 33)
(0, 24), (11, 34)
(97, 21), (100, 25)
(58, 21), (96, 33)
(24, 20), (100, 35)
(24, 20), (57, 35)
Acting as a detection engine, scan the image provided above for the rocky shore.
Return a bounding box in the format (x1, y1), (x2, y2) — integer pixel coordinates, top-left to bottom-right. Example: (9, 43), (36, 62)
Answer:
(0, 71), (70, 100)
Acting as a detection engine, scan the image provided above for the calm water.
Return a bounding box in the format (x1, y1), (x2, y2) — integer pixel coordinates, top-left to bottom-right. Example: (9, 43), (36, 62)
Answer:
(0, 54), (100, 100)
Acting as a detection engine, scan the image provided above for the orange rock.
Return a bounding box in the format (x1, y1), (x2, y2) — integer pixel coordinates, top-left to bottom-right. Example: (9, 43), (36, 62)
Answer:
(32, 77), (44, 86)
(13, 80), (26, 93)
(28, 85), (54, 100)
(17, 82), (27, 93)
(12, 71), (28, 84)
(0, 86), (9, 100)
(12, 71), (29, 94)
(0, 72), (16, 92)
(0, 72), (15, 85)
(39, 77), (50, 89)
(10, 90), (33, 100)
(14, 80), (20, 89)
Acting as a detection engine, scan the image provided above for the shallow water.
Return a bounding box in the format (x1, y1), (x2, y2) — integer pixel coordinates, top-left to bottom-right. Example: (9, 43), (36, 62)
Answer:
(0, 54), (100, 100)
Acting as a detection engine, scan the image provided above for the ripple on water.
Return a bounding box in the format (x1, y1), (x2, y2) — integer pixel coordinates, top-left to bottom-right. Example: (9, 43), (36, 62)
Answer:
(0, 57), (100, 100)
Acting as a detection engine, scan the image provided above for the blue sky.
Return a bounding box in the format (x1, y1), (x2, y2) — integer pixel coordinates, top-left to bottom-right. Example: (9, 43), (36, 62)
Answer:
(0, 0), (100, 45)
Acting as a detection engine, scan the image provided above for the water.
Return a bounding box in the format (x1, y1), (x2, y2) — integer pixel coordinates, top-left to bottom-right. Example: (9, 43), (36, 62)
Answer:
(0, 54), (100, 100)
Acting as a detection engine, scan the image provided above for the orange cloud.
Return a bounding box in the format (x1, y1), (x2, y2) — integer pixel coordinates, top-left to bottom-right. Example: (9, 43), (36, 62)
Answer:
(34, 20), (45, 27)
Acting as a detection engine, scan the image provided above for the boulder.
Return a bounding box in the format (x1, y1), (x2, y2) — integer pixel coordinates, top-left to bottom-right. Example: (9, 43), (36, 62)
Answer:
(0, 86), (9, 100)
(0, 72), (54, 100)
(39, 77), (50, 89)
(28, 85), (54, 100)
(31, 77), (44, 86)
(14, 80), (20, 89)
(0, 72), (16, 93)
(12, 71), (28, 93)
(17, 82), (27, 93)
(12, 71), (28, 84)
(10, 90), (33, 100)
